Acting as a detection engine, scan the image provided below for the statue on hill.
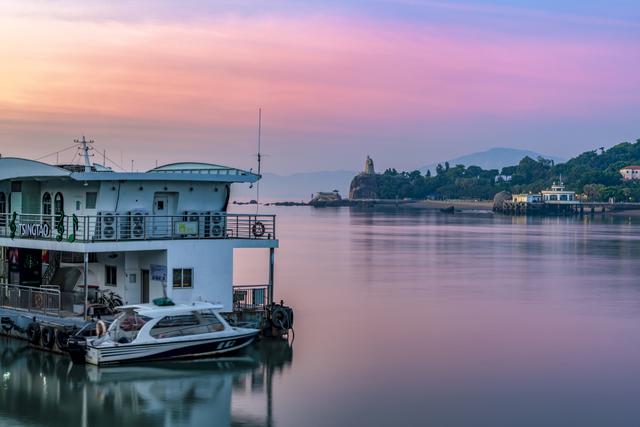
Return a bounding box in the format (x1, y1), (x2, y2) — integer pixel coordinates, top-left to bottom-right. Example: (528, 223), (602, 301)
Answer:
(364, 155), (375, 175)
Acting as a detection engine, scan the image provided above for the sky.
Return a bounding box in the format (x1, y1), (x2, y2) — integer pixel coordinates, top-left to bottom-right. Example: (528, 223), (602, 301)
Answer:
(0, 0), (639, 174)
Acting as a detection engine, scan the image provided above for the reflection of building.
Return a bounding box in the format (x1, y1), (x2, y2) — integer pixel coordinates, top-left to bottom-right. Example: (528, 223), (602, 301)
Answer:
(0, 340), (293, 427)
(620, 165), (640, 181)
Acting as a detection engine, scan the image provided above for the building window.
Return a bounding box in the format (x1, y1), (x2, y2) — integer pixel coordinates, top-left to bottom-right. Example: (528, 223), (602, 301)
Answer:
(42, 193), (52, 215)
(86, 192), (97, 209)
(173, 268), (193, 288)
(54, 192), (64, 215)
(11, 181), (21, 193)
(0, 192), (5, 226)
(105, 265), (117, 286)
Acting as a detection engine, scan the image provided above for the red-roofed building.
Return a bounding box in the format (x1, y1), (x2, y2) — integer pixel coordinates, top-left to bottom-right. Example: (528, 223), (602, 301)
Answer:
(620, 166), (640, 181)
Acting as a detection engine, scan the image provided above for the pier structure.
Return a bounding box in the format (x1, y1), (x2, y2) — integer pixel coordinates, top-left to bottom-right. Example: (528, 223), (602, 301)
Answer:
(0, 140), (291, 355)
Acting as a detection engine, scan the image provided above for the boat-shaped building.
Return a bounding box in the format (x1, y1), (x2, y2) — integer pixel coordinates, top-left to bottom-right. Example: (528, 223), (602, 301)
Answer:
(0, 143), (277, 315)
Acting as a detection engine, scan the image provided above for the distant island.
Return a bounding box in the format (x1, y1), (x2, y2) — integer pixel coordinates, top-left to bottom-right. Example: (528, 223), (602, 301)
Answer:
(349, 139), (640, 203)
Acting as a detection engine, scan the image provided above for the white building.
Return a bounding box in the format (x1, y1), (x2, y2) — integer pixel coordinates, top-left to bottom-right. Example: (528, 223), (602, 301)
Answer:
(541, 181), (577, 204)
(620, 166), (640, 181)
(512, 193), (542, 203)
(0, 143), (277, 312)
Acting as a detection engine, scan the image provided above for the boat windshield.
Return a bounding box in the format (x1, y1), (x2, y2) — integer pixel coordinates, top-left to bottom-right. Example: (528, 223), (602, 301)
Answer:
(110, 310), (151, 343)
(150, 309), (225, 339)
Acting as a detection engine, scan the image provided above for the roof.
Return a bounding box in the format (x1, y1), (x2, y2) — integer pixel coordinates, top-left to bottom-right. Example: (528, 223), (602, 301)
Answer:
(0, 158), (260, 184)
(0, 158), (71, 181)
(120, 301), (224, 317)
(620, 166), (640, 170)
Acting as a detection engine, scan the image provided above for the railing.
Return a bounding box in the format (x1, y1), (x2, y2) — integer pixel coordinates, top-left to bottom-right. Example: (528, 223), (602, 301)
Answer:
(0, 212), (276, 243)
(233, 284), (270, 310)
(0, 283), (61, 317)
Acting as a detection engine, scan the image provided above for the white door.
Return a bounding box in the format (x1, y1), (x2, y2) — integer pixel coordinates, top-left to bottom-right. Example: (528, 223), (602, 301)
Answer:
(153, 194), (169, 236)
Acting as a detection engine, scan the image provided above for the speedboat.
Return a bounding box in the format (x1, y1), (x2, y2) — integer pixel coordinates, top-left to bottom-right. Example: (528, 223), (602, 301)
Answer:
(69, 301), (259, 365)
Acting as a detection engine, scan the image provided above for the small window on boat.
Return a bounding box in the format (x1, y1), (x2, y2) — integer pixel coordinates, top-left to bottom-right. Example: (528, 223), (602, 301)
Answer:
(150, 314), (211, 338)
(173, 268), (193, 288)
(86, 192), (97, 209)
(106, 265), (117, 286)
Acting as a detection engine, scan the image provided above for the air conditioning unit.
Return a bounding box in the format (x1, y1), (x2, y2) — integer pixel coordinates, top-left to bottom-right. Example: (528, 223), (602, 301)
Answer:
(209, 212), (226, 238)
(129, 210), (149, 239)
(96, 211), (118, 240)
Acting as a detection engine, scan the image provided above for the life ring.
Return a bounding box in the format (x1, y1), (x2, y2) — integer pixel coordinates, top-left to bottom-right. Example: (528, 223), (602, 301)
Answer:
(33, 293), (44, 310)
(96, 320), (107, 337)
(26, 322), (41, 345)
(270, 306), (290, 330)
(252, 221), (266, 237)
(41, 327), (55, 349)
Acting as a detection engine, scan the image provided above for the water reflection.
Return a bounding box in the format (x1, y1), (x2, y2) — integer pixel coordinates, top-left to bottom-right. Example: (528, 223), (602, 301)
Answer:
(0, 339), (292, 427)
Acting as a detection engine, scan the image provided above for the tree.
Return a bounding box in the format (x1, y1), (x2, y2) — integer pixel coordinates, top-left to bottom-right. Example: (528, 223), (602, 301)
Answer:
(435, 164), (444, 175)
(426, 170), (431, 177)
(444, 161), (450, 171)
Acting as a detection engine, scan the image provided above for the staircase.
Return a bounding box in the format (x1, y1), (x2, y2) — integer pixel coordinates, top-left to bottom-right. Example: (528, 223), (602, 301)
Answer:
(42, 251), (61, 287)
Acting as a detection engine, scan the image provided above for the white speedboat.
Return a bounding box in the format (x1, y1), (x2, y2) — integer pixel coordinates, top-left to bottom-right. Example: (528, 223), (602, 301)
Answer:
(73, 302), (259, 365)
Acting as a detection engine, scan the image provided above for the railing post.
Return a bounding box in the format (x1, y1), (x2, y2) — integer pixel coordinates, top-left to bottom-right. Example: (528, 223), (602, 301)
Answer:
(28, 287), (31, 312)
(268, 248), (275, 305)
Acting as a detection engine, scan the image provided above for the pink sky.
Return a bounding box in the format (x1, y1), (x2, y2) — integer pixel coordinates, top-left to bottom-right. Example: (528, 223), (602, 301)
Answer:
(1, 2), (639, 173)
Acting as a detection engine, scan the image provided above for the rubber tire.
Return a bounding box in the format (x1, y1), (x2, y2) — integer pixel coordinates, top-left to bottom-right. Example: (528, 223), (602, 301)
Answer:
(26, 323), (41, 345)
(41, 327), (55, 349)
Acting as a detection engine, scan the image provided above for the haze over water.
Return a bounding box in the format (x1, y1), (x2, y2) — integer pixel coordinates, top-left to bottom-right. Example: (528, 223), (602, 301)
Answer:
(3, 207), (640, 426)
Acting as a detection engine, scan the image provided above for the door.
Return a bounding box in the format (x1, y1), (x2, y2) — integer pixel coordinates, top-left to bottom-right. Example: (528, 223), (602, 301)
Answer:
(141, 269), (150, 303)
(153, 194), (169, 236)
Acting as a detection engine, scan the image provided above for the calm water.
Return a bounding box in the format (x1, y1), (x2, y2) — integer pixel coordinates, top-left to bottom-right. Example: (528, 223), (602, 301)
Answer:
(3, 207), (640, 426)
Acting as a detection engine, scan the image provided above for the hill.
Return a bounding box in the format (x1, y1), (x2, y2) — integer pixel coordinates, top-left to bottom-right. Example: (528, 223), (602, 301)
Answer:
(419, 147), (564, 174)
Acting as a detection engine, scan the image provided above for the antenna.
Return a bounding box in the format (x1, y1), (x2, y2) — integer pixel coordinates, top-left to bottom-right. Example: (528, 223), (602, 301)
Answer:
(74, 136), (94, 172)
(255, 108), (262, 213)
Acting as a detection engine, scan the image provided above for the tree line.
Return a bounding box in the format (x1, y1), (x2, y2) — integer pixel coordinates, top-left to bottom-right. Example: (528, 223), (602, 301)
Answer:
(365, 139), (640, 202)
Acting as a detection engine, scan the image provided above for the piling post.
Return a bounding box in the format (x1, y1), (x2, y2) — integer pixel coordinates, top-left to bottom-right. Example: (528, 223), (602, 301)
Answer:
(268, 248), (275, 305)
(83, 252), (89, 320)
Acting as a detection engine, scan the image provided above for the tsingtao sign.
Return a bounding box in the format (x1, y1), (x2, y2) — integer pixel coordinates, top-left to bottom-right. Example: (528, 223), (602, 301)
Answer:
(20, 223), (51, 238)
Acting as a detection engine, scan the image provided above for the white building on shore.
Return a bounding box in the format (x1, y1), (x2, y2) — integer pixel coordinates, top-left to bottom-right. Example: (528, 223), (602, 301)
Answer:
(0, 139), (277, 313)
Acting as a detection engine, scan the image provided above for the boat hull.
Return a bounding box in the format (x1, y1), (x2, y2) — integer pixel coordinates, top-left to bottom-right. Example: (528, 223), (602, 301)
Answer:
(85, 331), (258, 366)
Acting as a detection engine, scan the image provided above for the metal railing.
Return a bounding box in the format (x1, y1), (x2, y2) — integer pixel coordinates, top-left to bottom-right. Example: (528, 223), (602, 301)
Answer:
(0, 212), (276, 243)
(0, 283), (61, 316)
(233, 284), (269, 310)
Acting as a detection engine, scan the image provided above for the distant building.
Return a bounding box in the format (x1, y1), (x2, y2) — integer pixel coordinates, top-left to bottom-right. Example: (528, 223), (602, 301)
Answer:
(494, 175), (512, 183)
(512, 193), (541, 203)
(541, 181), (576, 203)
(364, 155), (375, 175)
(620, 166), (640, 181)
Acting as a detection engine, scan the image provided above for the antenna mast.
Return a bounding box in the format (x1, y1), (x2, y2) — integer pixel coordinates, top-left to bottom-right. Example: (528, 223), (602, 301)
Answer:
(256, 108), (262, 213)
(74, 136), (94, 172)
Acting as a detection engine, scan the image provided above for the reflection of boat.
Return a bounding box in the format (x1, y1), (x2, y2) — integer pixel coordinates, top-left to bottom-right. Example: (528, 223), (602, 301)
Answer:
(0, 338), (292, 427)
(72, 302), (259, 365)
(440, 206), (455, 214)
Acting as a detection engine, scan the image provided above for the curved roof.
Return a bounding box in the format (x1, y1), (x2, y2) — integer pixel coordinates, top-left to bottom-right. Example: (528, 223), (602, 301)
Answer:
(147, 162), (259, 182)
(0, 158), (71, 181)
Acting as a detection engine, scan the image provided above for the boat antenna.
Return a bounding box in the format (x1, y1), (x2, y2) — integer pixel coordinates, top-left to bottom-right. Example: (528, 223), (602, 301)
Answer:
(74, 136), (94, 172)
(256, 107), (262, 214)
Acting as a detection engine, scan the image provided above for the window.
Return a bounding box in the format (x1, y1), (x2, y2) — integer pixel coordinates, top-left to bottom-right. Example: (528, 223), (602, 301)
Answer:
(11, 181), (21, 192)
(86, 192), (97, 209)
(150, 312), (221, 339)
(173, 268), (193, 288)
(75, 200), (82, 211)
(560, 195), (568, 201)
(42, 193), (52, 215)
(105, 265), (117, 286)
(54, 192), (64, 215)
(0, 192), (5, 226)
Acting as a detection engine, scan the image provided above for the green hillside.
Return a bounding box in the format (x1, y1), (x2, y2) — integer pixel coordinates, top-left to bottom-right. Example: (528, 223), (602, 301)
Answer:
(349, 139), (640, 202)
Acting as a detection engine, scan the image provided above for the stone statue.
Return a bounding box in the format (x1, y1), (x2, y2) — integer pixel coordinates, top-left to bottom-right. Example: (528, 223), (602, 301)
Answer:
(364, 155), (375, 175)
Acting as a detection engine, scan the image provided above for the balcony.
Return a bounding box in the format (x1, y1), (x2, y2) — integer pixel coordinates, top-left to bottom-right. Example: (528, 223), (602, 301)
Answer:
(0, 212), (276, 243)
